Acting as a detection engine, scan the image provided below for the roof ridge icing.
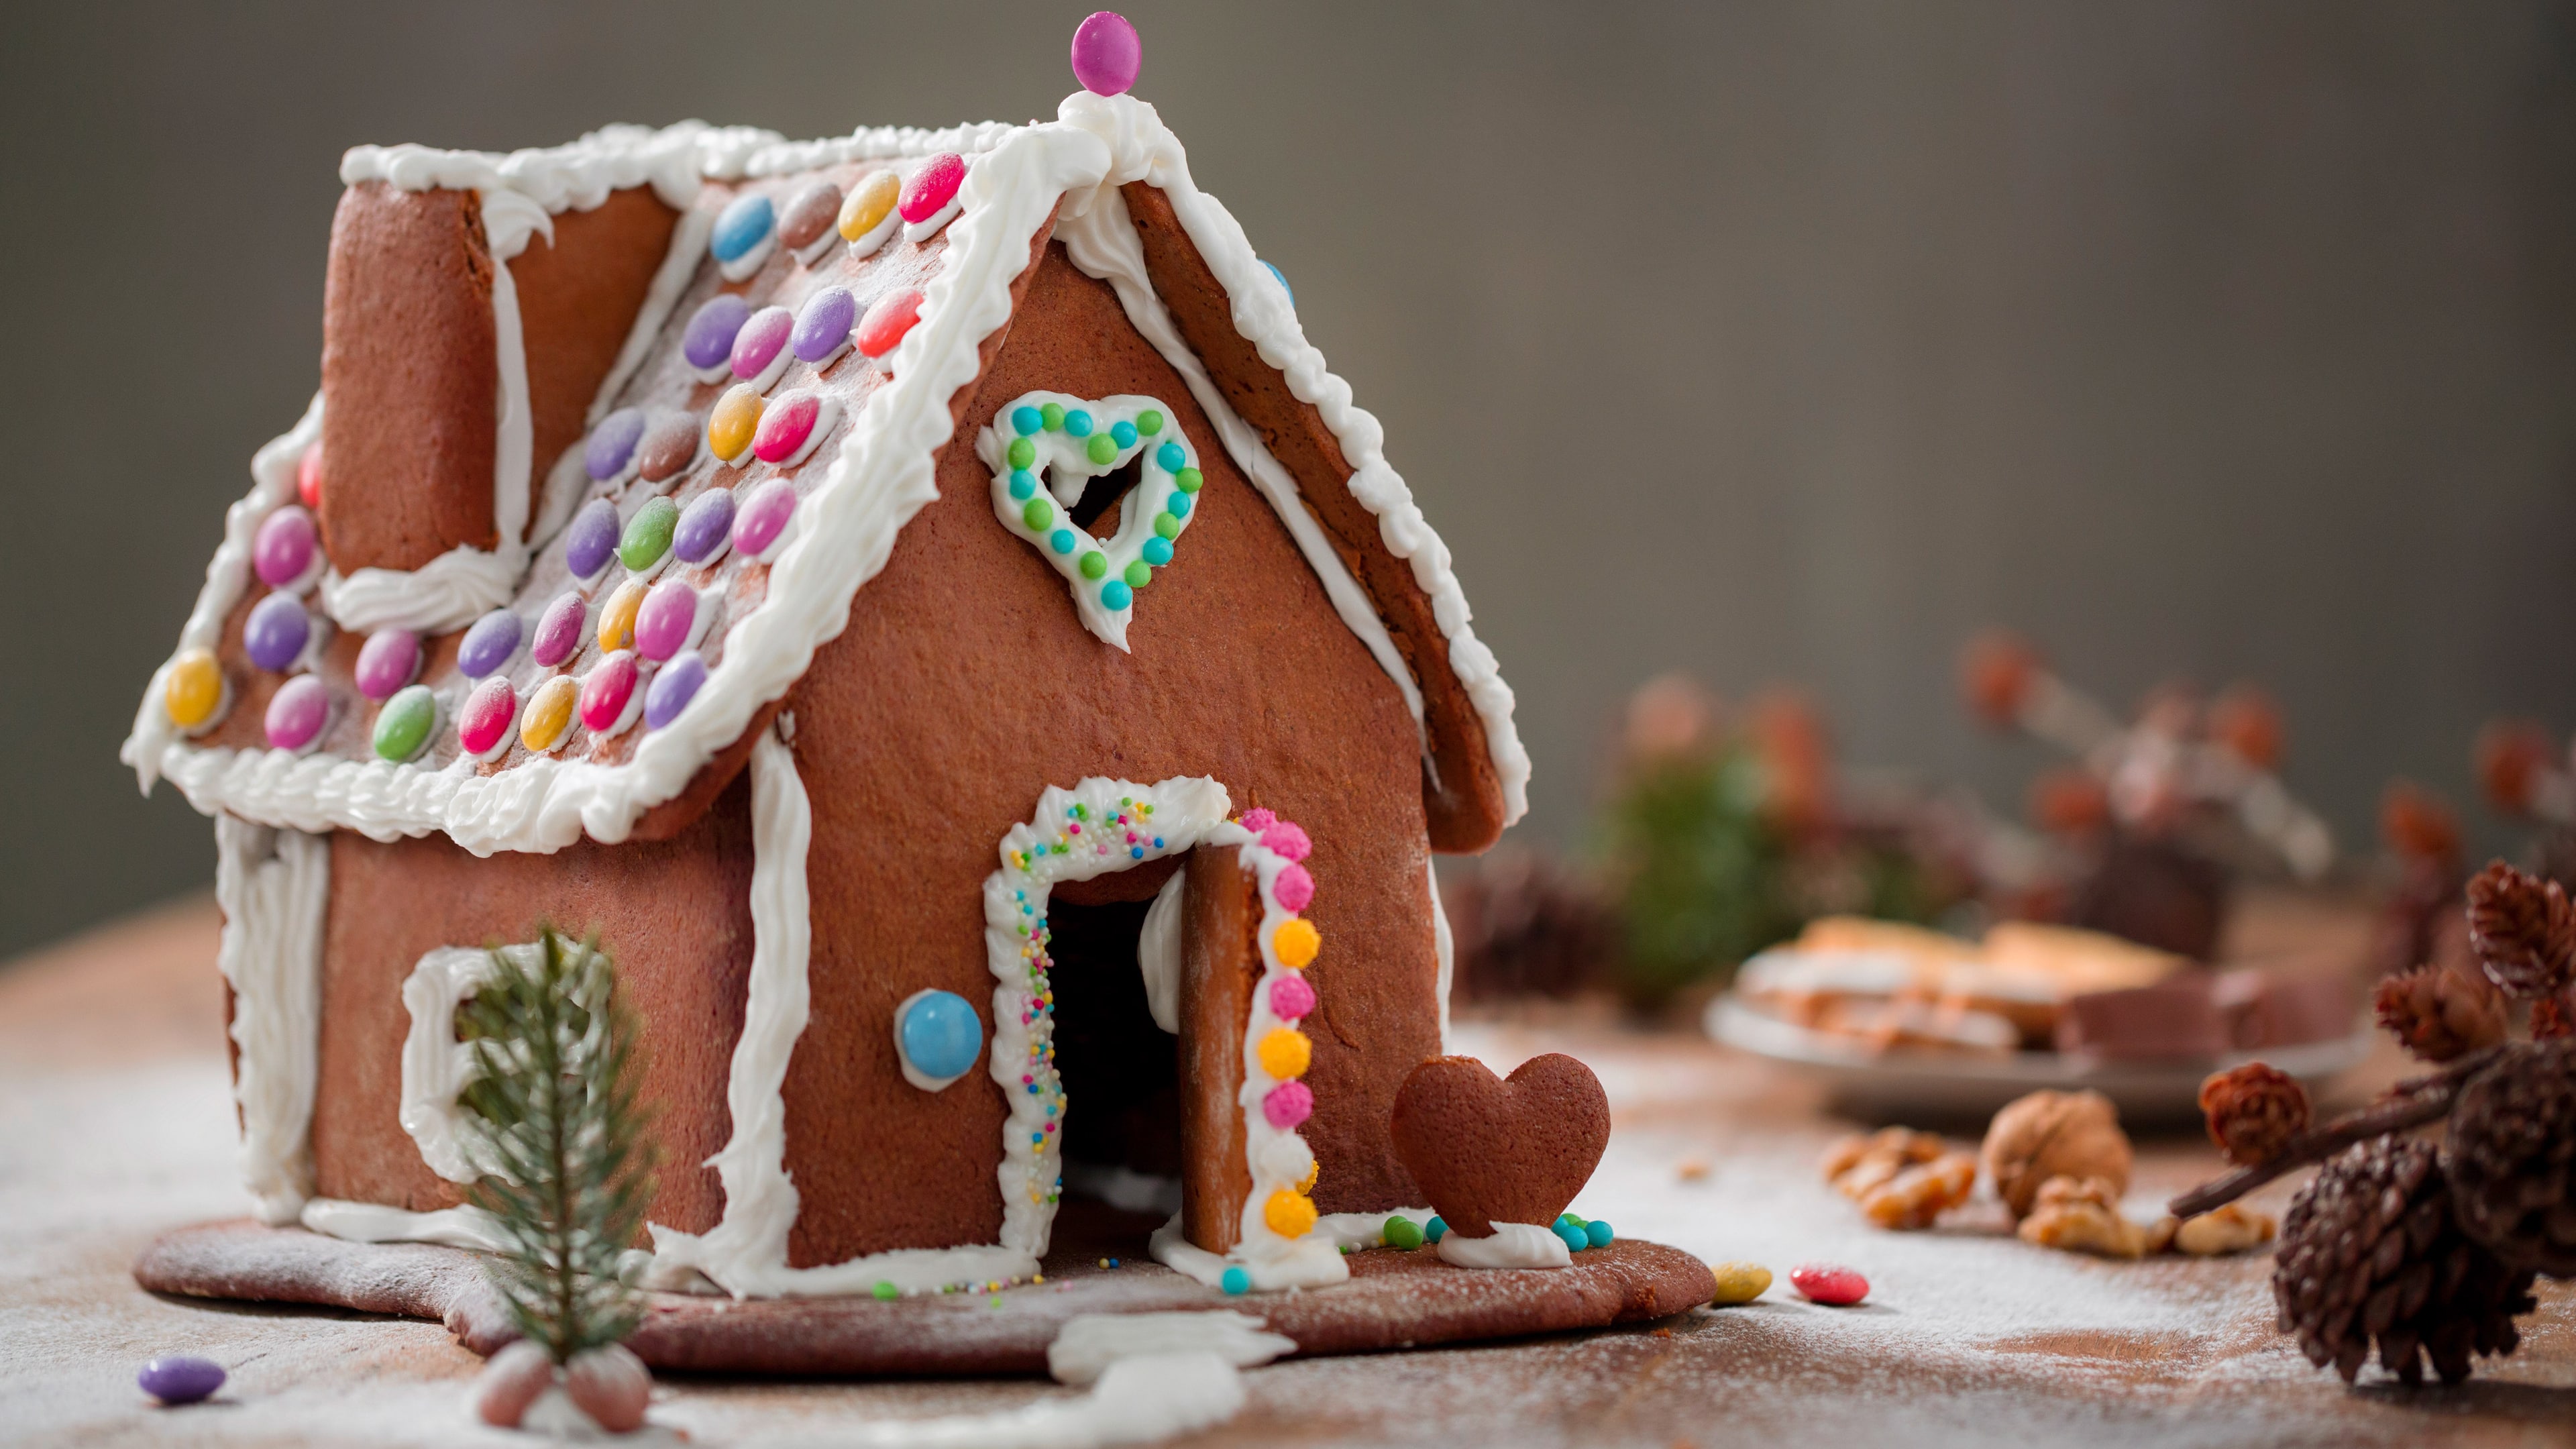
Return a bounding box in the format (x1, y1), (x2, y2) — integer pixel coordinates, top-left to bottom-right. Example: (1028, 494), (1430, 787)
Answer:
(127, 95), (1527, 853)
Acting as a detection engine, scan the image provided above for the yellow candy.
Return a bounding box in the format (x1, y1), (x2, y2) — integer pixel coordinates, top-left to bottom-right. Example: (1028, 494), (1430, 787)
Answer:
(1709, 1261), (1772, 1306)
(520, 675), (580, 753)
(1264, 1189), (1318, 1239)
(1298, 1160), (1319, 1193)
(838, 170), (901, 241)
(598, 578), (646, 653)
(708, 384), (763, 464)
(1273, 918), (1320, 969)
(163, 647), (226, 730)
(1257, 1026), (1309, 1081)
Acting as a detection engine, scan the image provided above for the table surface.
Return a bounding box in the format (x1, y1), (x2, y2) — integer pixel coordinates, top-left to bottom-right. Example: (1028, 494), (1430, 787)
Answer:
(4, 898), (2571, 1448)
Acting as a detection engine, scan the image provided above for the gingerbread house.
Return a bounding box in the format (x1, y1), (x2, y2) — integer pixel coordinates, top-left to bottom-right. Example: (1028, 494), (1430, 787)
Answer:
(121, 76), (1528, 1299)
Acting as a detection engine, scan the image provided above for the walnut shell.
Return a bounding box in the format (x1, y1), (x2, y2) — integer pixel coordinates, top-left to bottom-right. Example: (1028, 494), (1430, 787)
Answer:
(1982, 1088), (2133, 1219)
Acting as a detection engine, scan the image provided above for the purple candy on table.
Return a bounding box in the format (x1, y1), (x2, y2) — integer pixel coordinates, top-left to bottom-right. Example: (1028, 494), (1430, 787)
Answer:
(138, 1354), (226, 1405)
(645, 651), (708, 730)
(682, 293), (753, 372)
(253, 506), (317, 589)
(458, 608), (523, 678)
(244, 593), (311, 673)
(792, 287), (857, 364)
(354, 629), (420, 701)
(586, 407), (647, 481)
(564, 498), (620, 580)
(530, 592), (586, 669)
(673, 489), (735, 565)
(731, 306), (794, 381)
(731, 478), (798, 558)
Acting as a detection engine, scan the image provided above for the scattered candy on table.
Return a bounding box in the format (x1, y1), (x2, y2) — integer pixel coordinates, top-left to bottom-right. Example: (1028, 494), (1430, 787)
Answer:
(1426, 1216), (1448, 1244)
(1709, 1262), (1773, 1305)
(564, 498), (620, 580)
(354, 629), (420, 701)
(264, 674), (329, 752)
(372, 683), (437, 762)
(1789, 1263), (1870, 1306)
(682, 293), (753, 377)
(1071, 10), (1142, 96)
(138, 1354), (225, 1406)
(1383, 1215), (1425, 1250)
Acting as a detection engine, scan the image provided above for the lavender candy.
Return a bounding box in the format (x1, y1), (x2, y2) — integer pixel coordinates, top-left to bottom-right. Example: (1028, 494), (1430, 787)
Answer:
(457, 608), (523, 678)
(792, 286), (857, 366)
(530, 591), (588, 669)
(585, 408), (647, 482)
(564, 499), (620, 580)
(139, 1354), (225, 1405)
(244, 593), (311, 673)
(672, 489), (736, 566)
(681, 294), (753, 374)
(644, 651), (708, 731)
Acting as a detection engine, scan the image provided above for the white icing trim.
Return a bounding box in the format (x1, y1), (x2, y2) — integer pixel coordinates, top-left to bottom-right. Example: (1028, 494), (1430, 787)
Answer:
(902, 193), (963, 243)
(1313, 1208), (1436, 1250)
(979, 391), (1199, 649)
(213, 814), (330, 1225)
(1435, 1220), (1572, 1270)
(1430, 857), (1454, 1052)
(844, 207), (900, 261)
(1136, 867), (1185, 1034)
(1046, 1311), (1292, 1387)
(300, 1197), (507, 1253)
(398, 942), (543, 1183)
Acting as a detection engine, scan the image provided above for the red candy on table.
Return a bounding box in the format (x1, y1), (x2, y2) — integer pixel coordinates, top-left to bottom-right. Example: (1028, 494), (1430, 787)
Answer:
(1789, 1263), (1869, 1305)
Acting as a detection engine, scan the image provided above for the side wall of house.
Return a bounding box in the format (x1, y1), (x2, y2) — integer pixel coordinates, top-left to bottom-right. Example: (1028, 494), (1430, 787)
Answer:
(777, 244), (1439, 1269)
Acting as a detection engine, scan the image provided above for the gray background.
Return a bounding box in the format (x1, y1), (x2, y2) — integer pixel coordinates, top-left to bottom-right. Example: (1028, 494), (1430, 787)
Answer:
(4, 1), (2572, 959)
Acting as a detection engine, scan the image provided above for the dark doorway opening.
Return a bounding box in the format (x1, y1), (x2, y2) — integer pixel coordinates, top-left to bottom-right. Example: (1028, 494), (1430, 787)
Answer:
(1044, 889), (1183, 1258)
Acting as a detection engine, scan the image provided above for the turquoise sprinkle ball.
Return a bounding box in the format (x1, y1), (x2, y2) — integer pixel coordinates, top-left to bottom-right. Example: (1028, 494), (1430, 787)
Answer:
(1012, 406), (1042, 436)
(1426, 1216), (1447, 1244)
(1049, 529), (1075, 554)
(1065, 409), (1093, 437)
(1585, 1220), (1615, 1249)
(1110, 420), (1138, 447)
(1008, 469), (1035, 500)
(1142, 537), (1173, 566)
(1157, 441), (1186, 472)
(1220, 1266), (1252, 1295)
(1101, 580), (1132, 610)
(1167, 490), (1192, 517)
(1554, 1220), (1588, 1252)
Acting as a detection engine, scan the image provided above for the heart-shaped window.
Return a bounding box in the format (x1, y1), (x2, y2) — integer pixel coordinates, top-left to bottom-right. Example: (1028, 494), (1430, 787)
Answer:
(978, 391), (1201, 650)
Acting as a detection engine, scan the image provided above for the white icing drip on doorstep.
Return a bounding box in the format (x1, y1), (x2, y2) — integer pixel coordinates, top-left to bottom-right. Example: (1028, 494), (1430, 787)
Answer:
(1436, 1221), (1572, 1271)
(300, 1197), (507, 1253)
(213, 815), (331, 1225)
(1045, 1311), (1293, 1387)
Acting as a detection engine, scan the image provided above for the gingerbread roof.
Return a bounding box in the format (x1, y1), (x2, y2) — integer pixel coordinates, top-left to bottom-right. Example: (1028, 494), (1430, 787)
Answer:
(122, 93), (1528, 857)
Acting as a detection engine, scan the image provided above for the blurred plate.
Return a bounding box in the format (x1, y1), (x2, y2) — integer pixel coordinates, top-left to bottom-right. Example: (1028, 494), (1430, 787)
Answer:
(1705, 994), (2372, 1126)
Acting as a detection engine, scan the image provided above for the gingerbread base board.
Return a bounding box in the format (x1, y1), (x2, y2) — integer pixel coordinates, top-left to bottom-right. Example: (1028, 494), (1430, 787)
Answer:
(133, 1219), (1712, 1375)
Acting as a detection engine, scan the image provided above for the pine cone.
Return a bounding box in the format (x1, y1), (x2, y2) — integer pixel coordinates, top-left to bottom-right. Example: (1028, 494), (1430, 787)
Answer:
(2373, 965), (2508, 1063)
(2465, 861), (2576, 1000)
(2274, 1135), (2538, 1385)
(2443, 1039), (2576, 1277)
(2200, 1063), (2310, 1167)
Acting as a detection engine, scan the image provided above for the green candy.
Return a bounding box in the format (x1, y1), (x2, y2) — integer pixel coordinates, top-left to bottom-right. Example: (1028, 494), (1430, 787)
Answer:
(619, 495), (678, 571)
(1175, 466), (1203, 494)
(372, 684), (437, 763)
(1085, 433), (1118, 466)
(1007, 437), (1037, 470)
(1154, 512), (1182, 540)
(1124, 559), (1152, 589)
(871, 1281), (898, 1301)
(1022, 496), (1054, 531)
(1039, 402), (1066, 431)
(1382, 1216), (1424, 1250)
(1136, 410), (1163, 436)
(1078, 551), (1108, 580)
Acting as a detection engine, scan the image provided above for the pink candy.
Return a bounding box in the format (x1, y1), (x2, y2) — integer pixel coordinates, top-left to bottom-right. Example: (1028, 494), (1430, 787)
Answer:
(354, 629), (420, 701)
(580, 652), (641, 733)
(900, 153), (965, 225)
(751, 391), (825, 466)
(1260, 820), (1311, 863)
(1789, 1263), (1869, 1306)
(530, 592), (586, 668)
(1262, 1080), (1312, 1130)
(1236, 808), (1277, 833)
(730, 305), (794, 384)
(1272, 863), (1313, 912)
(458, 677), (517, 757)
(634, 580), (697, 662)
(264, 674), (329, 751)
(731, 478), (798, 559)
(1269, 974), (1315, 1021)
(1070, 11), (1142, 97)
(254, 506), (318, 589)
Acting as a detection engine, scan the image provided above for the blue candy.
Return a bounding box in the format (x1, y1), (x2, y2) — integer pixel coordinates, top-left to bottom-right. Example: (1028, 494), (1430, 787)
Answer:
(1157, 441), (1186, 472)
(1554, 1220), (1588, 1252)
(1064, 409), (1093, 438)
(1012, 406), (1042, 436)
(1110, 420), (1138, 448)
(1100, 580), (1132, 610)
(898, 989), (981, 1083)
(1142, 537), (1173, 566)
(1585, 1220), (1614, 1249)
(1220, 1265), (1252, 1295)
(711, 193), (776, 264)
(1425, 1216), (1448, 1243)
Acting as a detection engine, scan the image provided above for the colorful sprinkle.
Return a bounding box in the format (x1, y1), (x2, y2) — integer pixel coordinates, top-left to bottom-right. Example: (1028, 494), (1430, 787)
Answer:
(520, 674), (578, 753)
(1273, 918), (1320, 969)
(710, 193), (775, 266)
(1262, 1080), (1313, 1129)
(1264, 1189), (1318, 1239)
(729, 305), (794, 385)
(637, 412), (701, 483)
(1219, 1265), (1250, 1295)
(681, 293), (753, 373)
(752, 390), (829, 466)
(564, 499), (620, 580)
(1012, 406), (1043, 436)
(1099, 580), (1132, 610)
(1383, 1216), (1424, 1250)
(634, 579), (697, 661)
(579, 652), (641, 733)
(708, 385), (763, 465)
(792, 286), (857, 365)
(839, 170), (902, 246)
(263, 674), (329, 752)
(458, 608), (522, 679)
(296, 444), (323, 509)
(243, 593), (311, 674)
(1260, 820), (1311, 862)
(1077, 551), (1108, 580)
(644, 650), (706, 730)
(856, 288), (923, 359)
(1071, 10), (1143, 97)
(354, 629), (420, 701)
(778, 180), (843, 257)
(673, 489), (735, 566)
(1585, 1220), (1615, 1248)
(731, 478), (798, 558)
(1257, 1027), (1310, 1080)
(1426, 1216), (1448, 1244)
(458, 676), (517, 757)
(372, 684), (437, 762)
(530, 592), (586, 669)
(1269, 973), (1316, 1020)
(597, 578), (646, 653)
(253, 506), (318, 590)
(1175, 467), (1202, 494)
(899, 153), (965, 225)
(585, 407), (645, 481)
(619, 496), (679, 572)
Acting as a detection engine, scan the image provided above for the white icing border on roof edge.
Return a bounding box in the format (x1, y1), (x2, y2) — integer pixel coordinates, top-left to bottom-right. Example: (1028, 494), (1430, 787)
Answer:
(127, 94), (1526, 850)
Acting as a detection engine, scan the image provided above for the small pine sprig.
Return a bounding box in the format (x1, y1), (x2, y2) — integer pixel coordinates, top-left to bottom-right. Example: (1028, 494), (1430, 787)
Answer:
(460, 928), (655, 1364)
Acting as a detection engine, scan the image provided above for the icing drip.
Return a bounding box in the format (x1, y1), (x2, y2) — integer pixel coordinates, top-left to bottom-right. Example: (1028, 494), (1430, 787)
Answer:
(300, 1198), (506, 1253)
(1044, 1311), (1293, 1386)
(397, 941), (545, 1183)
(978, 391), (1199, 648)
(1313, 1208), (1437, 1250)
(1430, 857), (1454, 1051)
(1136, 867), (1185, 1033)
(1435, 1221), (1574, 1271)
(212, 814), (330, 1225)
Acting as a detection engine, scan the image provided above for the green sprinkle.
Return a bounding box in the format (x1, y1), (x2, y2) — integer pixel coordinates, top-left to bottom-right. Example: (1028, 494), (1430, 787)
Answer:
(1135, 409), (1163, 435)
(1078, 551), (1108, 580)
(1022, 496), (1055, 530)
(1040, 402), (1066, 431)
(1124, 559), (1152, 588)
(1382, 1215), (1424, 1250)
(1154, 512), (1181, 540)
(372, 684), (437, 763)
(872, 1281), (898, 1301)
(1085, 433), (1118, 466)
(1175, 466), (1203, 494)
(1006, 437), (1036, 470)
(619, 495), (679, 572)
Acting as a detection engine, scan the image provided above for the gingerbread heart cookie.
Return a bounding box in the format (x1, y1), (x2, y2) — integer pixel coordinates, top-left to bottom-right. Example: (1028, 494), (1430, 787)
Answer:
(1389, 1053), (1610, 1239)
